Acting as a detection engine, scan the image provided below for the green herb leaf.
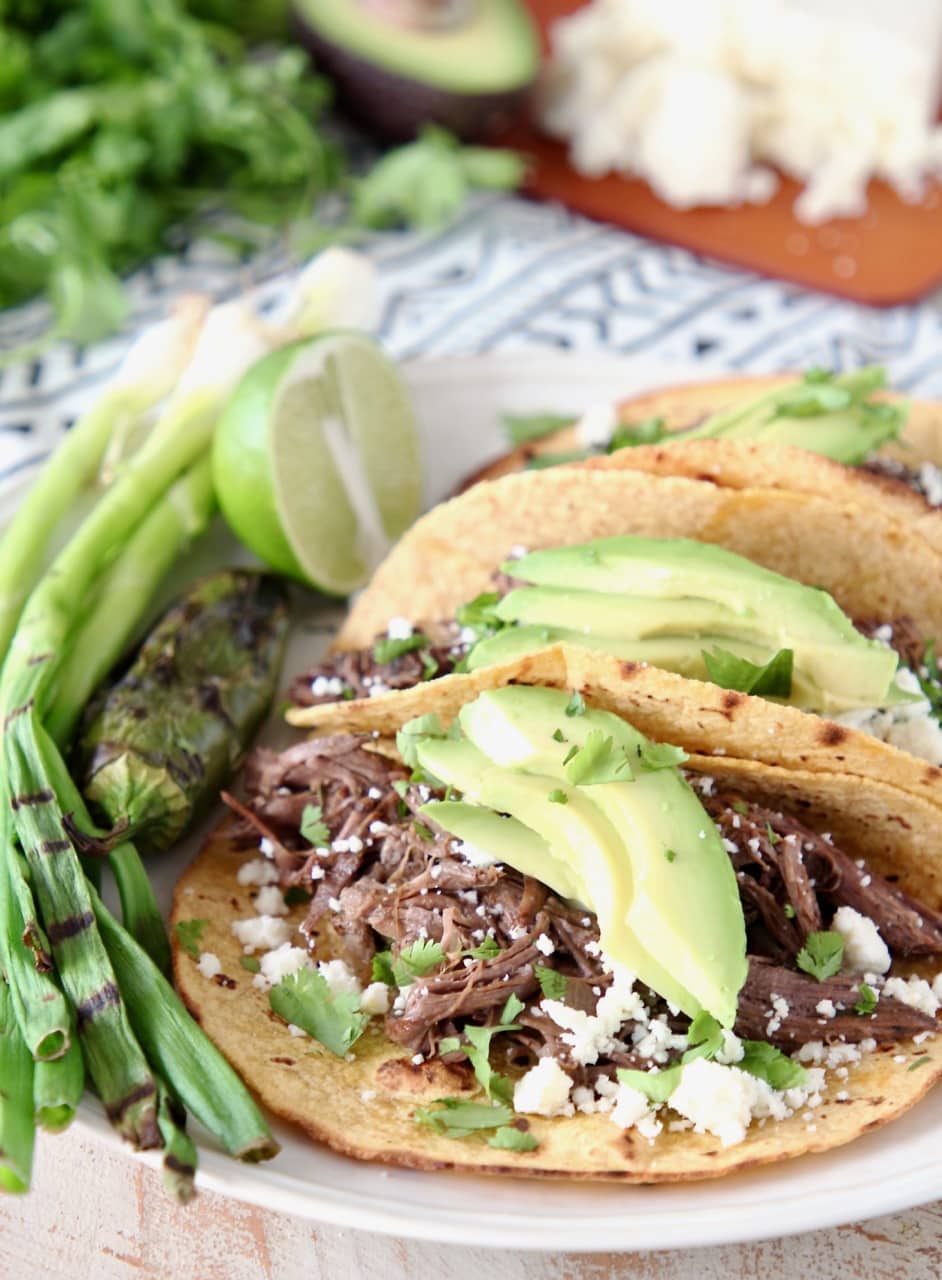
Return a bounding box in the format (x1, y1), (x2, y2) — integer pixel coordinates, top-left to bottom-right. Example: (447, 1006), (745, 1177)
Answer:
(371, 950), (396, 986)
(732, 801), (749, 816)
(564, 730), (634, 786)
(421, 652), (439, 681)
(488, 1125), (538, 1152)
(564, 691), (586, 717)
(396, 712), (452, 769)
(774, 382), (853, 418)
(702, 646), (794, 698)
(908, 1055), (931, 1071)
(738, 1041), (808, 1090)
(393, 938), (446, 986)
(664, 848), (677, 863)
(501, 412), (574, 447)
(300, 803), (329, 848)
(415, 1098), (514, 1138)
(413, 820), (435, 843)
(174, 918), (208, 960)
(607, 417), (669, 451)
(239, 955), (261, 973)
(616, 1065), (682, 1104)
(526, 449), (595, 470)
(796, 931), (844, 982)
(437, 1036), (461, 1055)
(765, 823), (780, 846)
(269, 969), (368, 1058)
(501, 993), (524, 1025)
(456, 591), (504, 631)
(535, 965), (568, 1000)
(682, 1011), (724, 1063)
(552, 728), (567, 743)
(548, 788), (568, 804)
(637, 740), (689, 772)
(854, 983), (878, 1015)
(392, 779), (410, 799)
(373, 632), (429, 664)
(465, 935), (501, 960)
(784, 904), (796, 919)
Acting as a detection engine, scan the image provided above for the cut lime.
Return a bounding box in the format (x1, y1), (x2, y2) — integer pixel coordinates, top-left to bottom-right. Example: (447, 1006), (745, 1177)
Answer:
(213, 332), (423, 595)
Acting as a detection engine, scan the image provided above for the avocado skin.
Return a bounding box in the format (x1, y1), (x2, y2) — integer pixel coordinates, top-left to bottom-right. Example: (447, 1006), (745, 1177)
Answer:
(291, 3), (536, 141)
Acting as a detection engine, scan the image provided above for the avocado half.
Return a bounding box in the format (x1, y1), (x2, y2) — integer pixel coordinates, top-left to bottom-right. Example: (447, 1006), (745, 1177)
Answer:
(291, 0), (540, 140)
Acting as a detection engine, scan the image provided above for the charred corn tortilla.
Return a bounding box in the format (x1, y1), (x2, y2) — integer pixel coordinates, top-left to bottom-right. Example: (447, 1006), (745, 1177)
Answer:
(335, 468), (942, 651)
(174, 657), (942, 1180)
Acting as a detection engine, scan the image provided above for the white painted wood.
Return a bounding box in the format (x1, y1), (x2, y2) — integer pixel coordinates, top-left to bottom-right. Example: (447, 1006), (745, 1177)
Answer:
(2, 1128), (942, 1280)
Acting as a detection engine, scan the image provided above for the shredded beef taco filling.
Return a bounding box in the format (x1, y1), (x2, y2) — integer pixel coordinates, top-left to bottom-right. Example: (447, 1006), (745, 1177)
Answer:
(224, 734), (942, 1088)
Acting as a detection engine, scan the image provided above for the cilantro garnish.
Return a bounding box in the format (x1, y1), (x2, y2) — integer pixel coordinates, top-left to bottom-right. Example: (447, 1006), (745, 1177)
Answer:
(637, 740), (689, 772)
(300, 803), (329, 848)
(437, 995), (523, 1103)
(774, 380), (852, 418)
(915, 639), (942, 722)
(371, 951), (396, 986)
(412, 820), (436, 843)
(664, 848), (677, 863)
(456, 591), (505, 634)
(535, 965), (568, 1000)
(416, 1098), (514, 1138)
(488, 1125), (538, 1152)
(702, 646), (794, 698)
(552, 728), (567, 743)
(765, 823), (780, 846)
(392, 779), (410, 798)
(239, 955), (261, 974)
(548, 789), (568, 805)
(391, 938), (446, 986)
(564, 730), (634, 786)
(732, 801), (749, 816)
(784, 904), (796, 920)
(608, 417), (669, 452)
(174, 918), (208, 960)
(908, 1055), (932, 1071)
(526, 449), (596, 470)
(501, 993), (524, 1024)
(564, 691), (586, 717)
(796, 931), (844, 982)
(854, 983), (878, 1015)
(464, 936), (501, 960)
(738, 1041), (808, 1090)
(616, 1065), (682, 1104)
(395, 712), (452, 769)
(373, 632), (429, 665)
(284, 885), (311, 907)
(682, 1011), (725, 1063)
(268, 969), (368, 1058)
(421, 652), (440, 681)
(501, 412), (574, 447)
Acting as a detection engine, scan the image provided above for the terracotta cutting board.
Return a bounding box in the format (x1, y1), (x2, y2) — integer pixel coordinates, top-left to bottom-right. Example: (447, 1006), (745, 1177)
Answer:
(503, 0), (942, 306)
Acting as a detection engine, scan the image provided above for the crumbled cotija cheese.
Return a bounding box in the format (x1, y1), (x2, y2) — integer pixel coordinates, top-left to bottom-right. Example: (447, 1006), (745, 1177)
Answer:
(513, 1057), (575, 1117)
(253, 943), (312, 989)
(831, 906), (891, 975)
(197, 952), (222, 980)
(253, 884), (289, 917)
(231, 915), (292, 954)
(836, 668), (942, 767)
(236, 858), (280, 887)
(317, 958), (362, 999)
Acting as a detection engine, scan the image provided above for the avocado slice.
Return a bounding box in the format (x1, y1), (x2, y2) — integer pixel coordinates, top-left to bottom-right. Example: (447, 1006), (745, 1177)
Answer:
(683, 368), (905, 464)
(415, 688), (747, 1025)
(291, 0), (539, 140)
(473, 538), (900, 713)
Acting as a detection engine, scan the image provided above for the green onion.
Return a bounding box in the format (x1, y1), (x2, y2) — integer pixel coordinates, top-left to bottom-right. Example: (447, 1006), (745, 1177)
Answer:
(34, 1032), (85, 1133)
(0, 979), (35, 1194)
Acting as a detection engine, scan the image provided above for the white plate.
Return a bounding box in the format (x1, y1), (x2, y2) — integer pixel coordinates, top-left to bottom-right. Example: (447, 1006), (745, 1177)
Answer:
(16, 352), (941, 1251)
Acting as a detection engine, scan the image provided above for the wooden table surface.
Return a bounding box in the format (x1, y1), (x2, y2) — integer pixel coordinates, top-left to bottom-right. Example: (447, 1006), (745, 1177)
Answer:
(2, 1127), (941, 1279)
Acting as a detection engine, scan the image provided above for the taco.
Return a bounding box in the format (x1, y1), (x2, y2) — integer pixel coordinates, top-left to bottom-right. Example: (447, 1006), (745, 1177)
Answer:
(285, 467), (942, 780)
(172, 652), (942, 1180)
(464, 370), (942, 557)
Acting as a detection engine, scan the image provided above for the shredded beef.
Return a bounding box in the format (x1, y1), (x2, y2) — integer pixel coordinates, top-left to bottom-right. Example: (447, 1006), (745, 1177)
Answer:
(854, 615), (927, 671)
(736, 956), (936, 1047)
(289, 631), (461, 707)
(858, 456), (940, 511)
(232, 732), (942, 1088)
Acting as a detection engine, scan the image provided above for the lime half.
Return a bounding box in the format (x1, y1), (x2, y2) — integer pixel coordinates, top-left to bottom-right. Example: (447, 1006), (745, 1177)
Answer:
(213, 332), (423, 595)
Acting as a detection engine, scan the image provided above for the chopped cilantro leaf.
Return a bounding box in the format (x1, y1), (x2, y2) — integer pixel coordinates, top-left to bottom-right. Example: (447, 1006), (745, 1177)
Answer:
(637, 740), (688, 772)
(732, 801), (749, 816)
(373, 633), (429, 664)
(501, 412), (574, 447)
(393, 938), (446, 986)
(908, 1055), (931, 1071)
(421, 652), (440, 681)
(682, 1011), (724, 1063)
(174, 918), (208, 960)
(915, 638), (942, 721)
(464, 936), (501, 960)
(392, 779), (410, 798)
(562, 743), (579, 766)
(371, 950), (396, 986)
(564, 691), (586, 717)
(564, 730), (634, 785)
(616, 1065), (682, 1104)
(535, 965), (568, 1000)
(854, 983), (878, 1015)
(488, 1125), (538, 1152)
(437, 1036), (461, 1055)
(501, 993), (524, 1025)
(765, 823), (780, 846)
(784, 904), (796, 920)
(269, 970), (368, 1058)
(239, 955), (261, 974)
(300, 803), (330, 848)
(774, 382), (852, 418)
(552, 728), (567, 743)
(607, 417), (669, 452)
(416, 1098), (514, 1138)
(702, 646), (794, 699)
(413, 820), (436, 842)
(456, 591), (504, 633)
(796, 931), (844, 982)
(548, 789), (568, 804)
(664, 848), (677, 863)
(463, 1025), (517, 1102)
(341, 687), (356, 701)
(738, 1041), (808, 1090)
(526, 449), (595, 470)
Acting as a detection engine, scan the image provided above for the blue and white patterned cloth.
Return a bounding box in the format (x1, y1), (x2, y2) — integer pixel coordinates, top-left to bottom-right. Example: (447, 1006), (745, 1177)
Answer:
(2, 193), (942, 484)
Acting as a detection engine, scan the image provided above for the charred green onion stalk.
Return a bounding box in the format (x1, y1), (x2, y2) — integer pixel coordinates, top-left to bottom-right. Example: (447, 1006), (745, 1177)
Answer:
(0, 299), (301, 1197)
